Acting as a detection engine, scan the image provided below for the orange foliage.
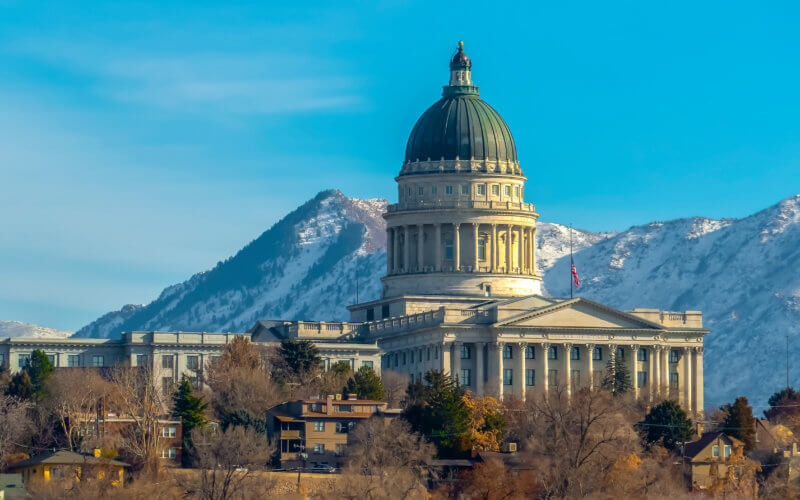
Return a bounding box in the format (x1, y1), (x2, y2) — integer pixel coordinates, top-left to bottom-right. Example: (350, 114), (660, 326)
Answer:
(462, 392), (505, 452)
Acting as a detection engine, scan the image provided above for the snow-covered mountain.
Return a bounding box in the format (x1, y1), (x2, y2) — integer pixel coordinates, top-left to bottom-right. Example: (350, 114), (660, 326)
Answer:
(0, 320), (73, 339)
(73, 190), (800, 406)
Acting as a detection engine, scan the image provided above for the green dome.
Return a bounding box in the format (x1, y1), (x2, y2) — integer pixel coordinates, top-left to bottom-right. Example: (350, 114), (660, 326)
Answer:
(404, 43), (517, 168)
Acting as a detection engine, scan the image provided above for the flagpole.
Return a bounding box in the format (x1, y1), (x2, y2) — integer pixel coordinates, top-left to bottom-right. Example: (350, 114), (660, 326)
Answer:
(570, 224), (573, 299)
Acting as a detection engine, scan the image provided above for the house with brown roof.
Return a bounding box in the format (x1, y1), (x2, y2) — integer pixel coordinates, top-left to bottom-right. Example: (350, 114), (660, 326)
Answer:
(7, 449), (128, 486)
(683, 431), (759, 491)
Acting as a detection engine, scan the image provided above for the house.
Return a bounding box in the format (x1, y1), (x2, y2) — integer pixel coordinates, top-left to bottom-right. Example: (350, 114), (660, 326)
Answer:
(683, 432), (757, 490)
(6, 449), (128, 486)
(266, 394), (399, 468)
(0, 473), (26, 499)
(753, 419), (800, 484)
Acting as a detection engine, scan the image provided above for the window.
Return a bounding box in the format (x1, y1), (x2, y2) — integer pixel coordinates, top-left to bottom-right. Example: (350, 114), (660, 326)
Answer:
(526, 369), (535, 386)
(460, 369), (471, 386)
(381, 304), (390, 319)
(335, 443), (346, 456)
(461, 184), (469, 195)
(407, 187), (411, 197)
(427, 347), (431, 361)
(162, 377), (173, 395)
(366, 308), (374, 321)
(431, 185), (438, 195)
(503, 369), (513, 386)
(723, 445), (731, 458)
(478, 238), (487, 260)
(314, 444), (325, 454)
(445, 185), (453, 195)
(616, 347), (625, 360)
(211, 355), (221, 365)
(136, 354), (147, 367)
(669, 373), (679, 389)
(476, 184), (486, 196)
(514, 186), (520, 199)
(47, 354), (56, 366)
(0, 354), (4, 367)
(637, 348), (647, 361)
(525, 346), (535, 359)
(410, 351), (414, 363)
(68, 355), (81, 367)
(637, 371), (648, 388)
(410, 373), (414, 384)
(186, 355), (199, 371)
(336, 405), (352, 413)
(434, 347), (439, 360)
(161, 427), (177, 438)
(161, 448), (177, 459)
(548, 346), (558, 360)
(362, 360), (373, 369)
(418, 186), (424, 195)
(669, 349), (680, 363)
(491, 184), (500, 196)
(18, 354), (30, 368)
(571, 370), (581, 386)
(503, 345), (513, 359)
(91, 355), (104, 367)
(402, 352), (406, 365)
(309, 403), (322, 413)
(548, 369), (558, 386)
(460, 344), (471, 359)
(444, 239), (454, 259)
(570, 347), (580, 360)
(712, 445), (720, 458)
(313, 421), (325, 432)
(162, 355), (174, 369)
(336, 421), (354, 433)
(503, 185), (511, 197)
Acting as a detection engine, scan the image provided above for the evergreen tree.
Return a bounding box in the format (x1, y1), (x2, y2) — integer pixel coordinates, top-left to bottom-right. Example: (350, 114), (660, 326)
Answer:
(643, 400), (693, 449)
(600, 354), (632, 397)
(220, 409), (267, 434)
(26, 349), (55, 398)
(720, 396), (756, 450)
(329, 360), (354, 378)
(764, 387), (800, 423)
(344, 365), (384, 400)
(172, 377), (209, 467)
(5, 370), (34, 399)
(276, 339), (322, 381)
(403, 370), (470, 457)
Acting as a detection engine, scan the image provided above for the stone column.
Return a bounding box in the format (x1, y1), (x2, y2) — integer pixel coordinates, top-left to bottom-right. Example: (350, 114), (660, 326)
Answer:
(506, 225), (513, 273)
(518, 342), (527, 401)
(435, 223), (442, 271)
(683, 347), (693, 414)
(530, 227), (536, 275)
(475, 342), (485, 396)
(491, 224), (498, 273)
(564, 344), (572, 396)
(472, 223), (479, 272)
(586, 343), (594, 390)
(453, 342), (462, 384)
(630, 345), (639, 400)
(693, 347), (704, 416)
(417, 224), (424, 271)
(648, 347), (657, 401)
(496, 341), (504, 401)
(454, 223), (461, 271)
(386, 228), (393, 274)
(392, 227), (400, 273)
(441, 342), (451, 377)
(542, 343), (550, 392)
(403, 225), (410, 272)
(661, 347), (669, 397)
(518, 227), (524, 274)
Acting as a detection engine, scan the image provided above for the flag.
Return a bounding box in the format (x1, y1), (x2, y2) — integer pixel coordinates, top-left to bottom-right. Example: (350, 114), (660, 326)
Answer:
(570, 257), (580, 287)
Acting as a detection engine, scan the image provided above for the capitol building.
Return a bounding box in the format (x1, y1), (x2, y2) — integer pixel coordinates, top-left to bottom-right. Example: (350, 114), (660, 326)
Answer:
(0, 43), (707, 414)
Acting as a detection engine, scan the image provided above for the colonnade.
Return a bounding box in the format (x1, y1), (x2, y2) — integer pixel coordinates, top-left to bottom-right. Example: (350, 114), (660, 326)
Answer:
(386, 223), (536, 275)
(385, 342), (703, 414)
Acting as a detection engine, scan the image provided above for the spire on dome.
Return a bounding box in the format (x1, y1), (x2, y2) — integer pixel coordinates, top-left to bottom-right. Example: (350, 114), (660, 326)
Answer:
(449, 41), (473, 86)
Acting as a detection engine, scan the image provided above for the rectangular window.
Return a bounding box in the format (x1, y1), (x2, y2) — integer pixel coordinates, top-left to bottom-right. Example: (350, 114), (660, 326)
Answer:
(161, 426), (177, 438)
(335, 443), (346, 456)
(402, 353), (406, 365)
(418, 186), (424, 195)
(548, 346), (558, 360)
(366, 308), (375, 321)
(431, 185), (437, 195)
(503, 345), (513, 359)
(162, 377), (173, 395)
(491, 184), (500, 196)
(68, 355), (81, 367)
(477, 184), (486, 196)
(313, 421), (325, 432)
(445, 239), (454, 259)
(461, 184), (469, 196)
(637, 349), (647, 361)
(445, 185), (453, 195)
(162, 355), (174, 369)
(434, 347), (439, 360)
(638, 371), (648, 388)
(460, 344), (471, 359)
(381, 304), (390, 319)
(210, 355), (221, 365)
(362, 360), (373, 369)
(548, 369), (558, 386)
(669, 372), (679, 389)
(136, 354), (147, 367)
(427, 348), (430, 361)
(161, 448), (177, 459)
(336, 421), (354, 433)
(571, 370), (581, 386)
(410, 351), (414, 363)
(669, 349), (679, 363)
(570, 347), (580, 360)
(592, 347), (602, 361)
(503, 185), (511, 197)
(186, 355), (199, 371)
(460, 369), (471, 386)
(18, 354), (30, 368)
(0, 354), (4, 368)
(616, 347), (625, 360)
(525, 346), (535, 359)
(526, 369), (535, 386)
(723, 445), (731, 458)
(478, 238), (487, 260)
(503, 368), (513, 386)
(314, 444), (325, 454)
(336, 405), (352, 412)
(91, 355), (104, 367)
(514, 186), (520, 199)
(712, 445), (720, 458)
(47, 354), (56, 366)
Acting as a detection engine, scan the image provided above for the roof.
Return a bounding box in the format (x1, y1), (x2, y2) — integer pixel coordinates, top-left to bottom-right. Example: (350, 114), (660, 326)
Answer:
(7, 450), (129, 469)
(684, 432), (743, 459)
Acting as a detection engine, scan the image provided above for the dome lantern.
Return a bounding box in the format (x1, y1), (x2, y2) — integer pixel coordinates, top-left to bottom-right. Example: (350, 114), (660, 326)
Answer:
(449, 41), (473, 87)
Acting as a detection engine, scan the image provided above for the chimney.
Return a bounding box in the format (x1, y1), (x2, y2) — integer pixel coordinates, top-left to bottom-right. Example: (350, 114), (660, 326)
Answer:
(347, 393), (357, 401)
(93, 449), (102, 458)
(335, 393), (342, 400)
(326, 395), (334, 415)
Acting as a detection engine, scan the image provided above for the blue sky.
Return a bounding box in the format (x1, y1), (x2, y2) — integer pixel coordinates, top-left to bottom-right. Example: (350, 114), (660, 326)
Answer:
(1, 1), (799, 331)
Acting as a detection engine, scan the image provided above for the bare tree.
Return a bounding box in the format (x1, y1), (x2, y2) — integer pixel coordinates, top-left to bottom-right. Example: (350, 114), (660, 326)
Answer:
(335, 417), (433, 500)
(106, 365), (169, 473)
(456, 458), (541, 500)
(0, 395), (32, 469)
(186, 425), (274, 500)
(380, 370), (409, 408)
(44, 369), (111, 451)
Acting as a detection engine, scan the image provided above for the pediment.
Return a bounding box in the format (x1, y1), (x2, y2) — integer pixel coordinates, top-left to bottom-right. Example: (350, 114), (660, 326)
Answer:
(496, 298), (663, 330)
